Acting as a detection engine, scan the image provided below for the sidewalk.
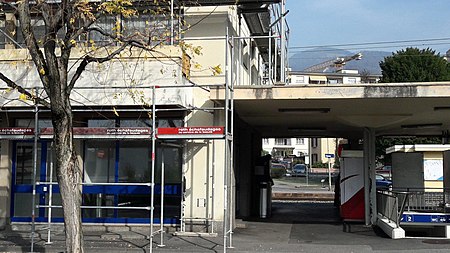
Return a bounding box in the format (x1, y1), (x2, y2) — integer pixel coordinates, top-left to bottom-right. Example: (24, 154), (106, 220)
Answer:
(1, 183), (450, 252)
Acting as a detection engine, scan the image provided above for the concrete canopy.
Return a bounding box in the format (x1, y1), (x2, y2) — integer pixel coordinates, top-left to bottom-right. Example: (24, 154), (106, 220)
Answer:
(211, 82), (450, 139)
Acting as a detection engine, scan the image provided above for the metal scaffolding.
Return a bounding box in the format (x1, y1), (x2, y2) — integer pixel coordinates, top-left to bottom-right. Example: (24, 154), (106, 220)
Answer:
(0, 1), (288, 253)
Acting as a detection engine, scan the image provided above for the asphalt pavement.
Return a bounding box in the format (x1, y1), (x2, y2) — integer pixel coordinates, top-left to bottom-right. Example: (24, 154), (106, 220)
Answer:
(1, 179), (450, 252)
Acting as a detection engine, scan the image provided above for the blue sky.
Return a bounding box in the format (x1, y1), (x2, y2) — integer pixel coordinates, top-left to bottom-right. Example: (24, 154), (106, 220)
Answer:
(286, 0), (450, 54)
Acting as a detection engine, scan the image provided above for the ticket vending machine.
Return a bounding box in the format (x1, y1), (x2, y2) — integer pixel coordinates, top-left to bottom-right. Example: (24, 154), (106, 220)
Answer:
(340, 150), (365, 221)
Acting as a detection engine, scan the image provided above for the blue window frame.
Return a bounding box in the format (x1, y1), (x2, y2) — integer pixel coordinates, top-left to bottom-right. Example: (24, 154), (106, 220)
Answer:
(10, 140), (182, 224)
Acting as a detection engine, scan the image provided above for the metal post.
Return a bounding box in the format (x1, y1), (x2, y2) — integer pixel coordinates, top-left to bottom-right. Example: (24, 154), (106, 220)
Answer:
(211, 140), (216, 233)
(228, 34), (235, 249)
(280, 0), (286, 83)
(268, 29), (272, 85)
(170, 0), (174, 45)
(223, 27), (230, 253)
(180, 143), (187, 233)
(46, 144), (54, 245)
(274, 34), (278, 83)
(31, 89), (39, 253)
(248, 38), (252, 85)
(328, 158), (332, 191)
(158, 150), (165, 247)
(149, 85), (156, 253)
(205, 140), (211, 232)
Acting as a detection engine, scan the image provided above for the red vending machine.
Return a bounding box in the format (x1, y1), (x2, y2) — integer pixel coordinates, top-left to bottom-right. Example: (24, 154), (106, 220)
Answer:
(339, 150), (365, 221)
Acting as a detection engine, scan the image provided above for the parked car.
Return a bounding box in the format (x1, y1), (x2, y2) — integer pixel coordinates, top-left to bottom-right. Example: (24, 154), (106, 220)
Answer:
(376, 174), (392, 190)
(376, 165), (392, 180)
(292, 164), (307, 177)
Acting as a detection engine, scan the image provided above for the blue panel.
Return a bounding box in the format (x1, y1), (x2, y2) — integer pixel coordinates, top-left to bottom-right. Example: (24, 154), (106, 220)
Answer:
(16, 184), (182, 195)
(401, 213), (450, 223)
(12, 216), (179, 224)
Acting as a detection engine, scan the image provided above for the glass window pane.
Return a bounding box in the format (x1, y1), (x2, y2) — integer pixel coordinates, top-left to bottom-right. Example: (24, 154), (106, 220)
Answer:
(84, 141), (115, 183)
(120, 119), (152, 128)
(156, 147), (181, 184)
(16, 119), (52, 129)
(15, 143), (41, 184)
(87, 119), (116, 128)
(45, 193), (64, 218)
(82, 194), (114, 218)
(14, 193), (38, 217)
(157, 119), (183, 128)
(117, 194), (180, 219)
(46, 144), (57, 182)
(118, 141), (151, 183)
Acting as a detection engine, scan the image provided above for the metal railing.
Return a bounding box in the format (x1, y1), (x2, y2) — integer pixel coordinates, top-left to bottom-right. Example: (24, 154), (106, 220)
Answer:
(377, 188), (450, 227)
(398, 188), (450, 212)
(376, 190), (408, 227)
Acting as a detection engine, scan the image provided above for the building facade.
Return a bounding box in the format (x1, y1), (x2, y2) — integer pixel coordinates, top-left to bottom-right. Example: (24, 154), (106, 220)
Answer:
(0, 1), (289, 238)
(289, 70), (381, 85)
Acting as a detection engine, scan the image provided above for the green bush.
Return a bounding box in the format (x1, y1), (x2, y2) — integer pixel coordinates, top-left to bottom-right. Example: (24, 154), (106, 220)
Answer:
(271, 167), (285, 178)
(312, 162), (328, 168)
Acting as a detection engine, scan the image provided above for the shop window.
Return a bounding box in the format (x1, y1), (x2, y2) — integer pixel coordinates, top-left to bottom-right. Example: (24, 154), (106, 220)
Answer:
(84, 141), (116, 183)
(14, 142), (41, 185)
(16, 119), (52, 129)
(88, 119), (116, 128)
(118, 141), (151, 183)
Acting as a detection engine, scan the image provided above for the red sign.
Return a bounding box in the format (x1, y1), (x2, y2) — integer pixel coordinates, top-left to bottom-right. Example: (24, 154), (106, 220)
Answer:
(157, 127), (224, 135)
(40, 127), (151, 135)
(0, 128), (34, 135)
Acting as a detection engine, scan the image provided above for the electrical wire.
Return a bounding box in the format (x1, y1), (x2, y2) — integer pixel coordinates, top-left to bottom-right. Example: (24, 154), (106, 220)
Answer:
(289, 37), (450, 50)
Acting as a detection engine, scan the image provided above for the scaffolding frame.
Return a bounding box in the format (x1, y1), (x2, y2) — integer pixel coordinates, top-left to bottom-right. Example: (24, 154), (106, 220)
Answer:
(0, 1), (288, 252)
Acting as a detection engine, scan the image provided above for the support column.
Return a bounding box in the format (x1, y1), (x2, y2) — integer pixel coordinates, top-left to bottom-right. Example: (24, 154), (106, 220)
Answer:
(363, 128), (377, 225)
(0, 114), (11, 230)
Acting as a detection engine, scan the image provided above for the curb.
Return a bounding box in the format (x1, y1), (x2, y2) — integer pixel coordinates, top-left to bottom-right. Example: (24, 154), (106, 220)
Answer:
(272, 192), (335, 201)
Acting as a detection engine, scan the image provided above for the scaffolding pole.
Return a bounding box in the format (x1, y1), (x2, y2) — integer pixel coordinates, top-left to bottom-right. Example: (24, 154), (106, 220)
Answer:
(17, 2), (287, 251)
(222, 27), (229, 253)
(30, 89), (39, 253)
(158, 150), (166, 247)
(149, 85), (157, 253)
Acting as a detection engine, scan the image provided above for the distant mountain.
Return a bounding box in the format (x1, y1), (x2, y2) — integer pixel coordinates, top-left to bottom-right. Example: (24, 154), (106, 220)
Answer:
(289, 48), (391, 75)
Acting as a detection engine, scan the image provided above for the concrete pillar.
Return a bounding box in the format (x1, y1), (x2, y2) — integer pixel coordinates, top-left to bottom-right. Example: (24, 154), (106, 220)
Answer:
(0, 115), (11, 229)
(363, 128), (377, 225)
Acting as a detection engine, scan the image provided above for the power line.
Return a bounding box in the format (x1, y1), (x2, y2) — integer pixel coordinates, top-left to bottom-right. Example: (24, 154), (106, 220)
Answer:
(289, 42), (450, 53)
(289, 37), (450, 50)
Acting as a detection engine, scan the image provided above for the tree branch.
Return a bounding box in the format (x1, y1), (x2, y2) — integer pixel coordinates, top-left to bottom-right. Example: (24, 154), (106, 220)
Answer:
(68, 42), (130, 91)
(0, 1), (18, 11)
(17, 0), (51, 92)
(0, 72), (51, 108)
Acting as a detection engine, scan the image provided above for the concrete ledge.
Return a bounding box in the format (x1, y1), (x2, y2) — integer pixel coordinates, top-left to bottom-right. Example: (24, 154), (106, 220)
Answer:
(173, 231), (218, 237)
(377, 215), (405, 239)
(272, 192), (334, 201)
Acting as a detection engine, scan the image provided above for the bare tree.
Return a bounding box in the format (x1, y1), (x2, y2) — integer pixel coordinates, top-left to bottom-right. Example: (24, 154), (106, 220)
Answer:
(0, 0), (185, 252)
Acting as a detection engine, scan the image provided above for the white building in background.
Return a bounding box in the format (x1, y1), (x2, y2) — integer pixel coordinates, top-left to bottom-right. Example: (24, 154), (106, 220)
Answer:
(263, 137), (337, 167)
(288, 70), (381, 85)
(263, 137), (309, 163)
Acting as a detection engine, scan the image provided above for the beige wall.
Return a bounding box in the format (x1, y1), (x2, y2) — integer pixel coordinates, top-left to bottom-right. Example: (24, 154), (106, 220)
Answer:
(0, 116), (11, 229)
(184, 6), (263, 87)
(0, 47), (188, 108)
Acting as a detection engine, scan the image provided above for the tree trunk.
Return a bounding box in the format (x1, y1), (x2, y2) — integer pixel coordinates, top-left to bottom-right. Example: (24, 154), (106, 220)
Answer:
(52, 101), (84, 253)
